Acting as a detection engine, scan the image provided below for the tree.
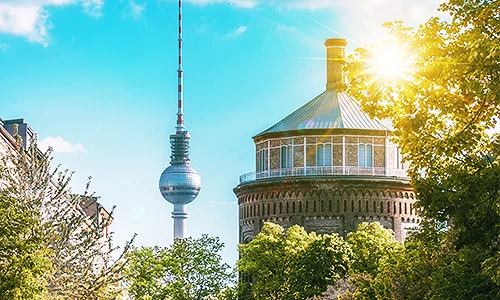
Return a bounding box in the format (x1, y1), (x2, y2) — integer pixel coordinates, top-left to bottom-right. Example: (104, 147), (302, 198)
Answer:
(345, 0), (500, 249)
(362, 221), (500, 300)
(342, 223), (402, 300)
(0, 193), (52, 300)
(347, 222), (401, 277)
(342, 1), (500, 297)
(125, 235), (235, 300)
(344, 3), (500, 296)
(238, 222), (351, 300)
(0, 134), (132, 299)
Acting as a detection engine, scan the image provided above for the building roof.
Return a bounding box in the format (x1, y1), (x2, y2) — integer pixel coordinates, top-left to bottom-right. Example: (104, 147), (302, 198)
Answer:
(255, 89), (391, 138)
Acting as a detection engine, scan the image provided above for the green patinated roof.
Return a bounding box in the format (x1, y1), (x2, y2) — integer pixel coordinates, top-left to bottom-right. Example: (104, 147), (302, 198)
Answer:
(255, 89), (391, 138)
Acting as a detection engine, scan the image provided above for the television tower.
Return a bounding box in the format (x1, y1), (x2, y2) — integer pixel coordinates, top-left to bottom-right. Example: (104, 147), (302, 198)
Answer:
(159, 0), (201, 240)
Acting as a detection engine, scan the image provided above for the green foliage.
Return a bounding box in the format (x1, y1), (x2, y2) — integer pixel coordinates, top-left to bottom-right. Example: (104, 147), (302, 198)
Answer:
(347, 222), (401, 277)
(125, 235), (235, 300)
(0, 194), (52, 300)
(345, 0), (500, 249)
(238, 222), (351, 300)
(362, 222), (500, 300)
(0, 136), (132, 299)
(343, 223), (402, 300)
(344, 0), (500, 297)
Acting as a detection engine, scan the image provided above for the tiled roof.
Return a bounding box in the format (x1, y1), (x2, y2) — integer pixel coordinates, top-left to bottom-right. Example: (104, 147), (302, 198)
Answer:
(255, 89), (391, 137)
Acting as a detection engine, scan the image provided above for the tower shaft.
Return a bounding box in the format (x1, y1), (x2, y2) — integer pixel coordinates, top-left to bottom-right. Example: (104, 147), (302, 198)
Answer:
(172, 204), (188, 239)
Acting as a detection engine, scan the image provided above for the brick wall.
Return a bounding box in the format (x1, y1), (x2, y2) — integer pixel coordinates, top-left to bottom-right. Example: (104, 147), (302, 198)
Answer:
(235, 180), (418, 243)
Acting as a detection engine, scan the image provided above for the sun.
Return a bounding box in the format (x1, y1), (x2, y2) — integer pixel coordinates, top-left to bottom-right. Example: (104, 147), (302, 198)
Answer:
(371, 43), (411, 79)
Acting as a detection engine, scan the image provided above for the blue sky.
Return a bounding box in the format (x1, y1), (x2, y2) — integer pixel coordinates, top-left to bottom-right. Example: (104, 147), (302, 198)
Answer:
(0, 0), (443, 265)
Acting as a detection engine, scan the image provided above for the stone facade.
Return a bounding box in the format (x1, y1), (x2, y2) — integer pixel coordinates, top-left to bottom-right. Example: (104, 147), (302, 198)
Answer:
(235, 176), (418, 243)
(235, 131), (418, 243)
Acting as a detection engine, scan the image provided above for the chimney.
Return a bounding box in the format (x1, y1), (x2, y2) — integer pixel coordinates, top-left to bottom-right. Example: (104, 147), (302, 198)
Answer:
(325, 38), (347, 90)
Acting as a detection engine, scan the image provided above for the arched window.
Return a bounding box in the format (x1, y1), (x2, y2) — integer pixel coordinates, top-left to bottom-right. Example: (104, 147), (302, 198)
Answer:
(316, 143), (332, 166)
(280, 145), (293, 169)
(358, 143), (373, 167)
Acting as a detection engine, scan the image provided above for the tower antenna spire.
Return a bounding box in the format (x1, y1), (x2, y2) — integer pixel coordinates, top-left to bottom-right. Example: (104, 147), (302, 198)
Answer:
(176, 0), (184, 133)
(159, 0), (201, 240)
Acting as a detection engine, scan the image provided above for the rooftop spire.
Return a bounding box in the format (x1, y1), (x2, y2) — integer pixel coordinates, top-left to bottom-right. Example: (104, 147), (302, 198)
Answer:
(325, 38), (347, 90)
(176, 0), (185, 133)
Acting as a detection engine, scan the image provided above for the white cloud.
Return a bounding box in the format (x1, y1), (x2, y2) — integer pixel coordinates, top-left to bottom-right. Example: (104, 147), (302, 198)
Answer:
(292, 0), (443, 43)
(227, 25), (247, 37)
(81, 0), (104, 17)
(39, 136), (87, 153)
(0, 4), (51, 46)
(188, 0), (443, 43)
(124, 0), (146, 20)
(0, 0), (104, 46)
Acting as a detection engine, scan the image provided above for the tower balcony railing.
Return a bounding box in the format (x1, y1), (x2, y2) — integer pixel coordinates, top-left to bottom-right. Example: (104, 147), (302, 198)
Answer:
(239, 166), (408, 184)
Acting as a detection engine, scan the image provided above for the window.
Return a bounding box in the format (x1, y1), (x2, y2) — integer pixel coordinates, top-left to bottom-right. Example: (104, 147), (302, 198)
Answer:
(258, 150), (266, 172)
(280, 146), (293, 169)
(358, 144), (373, 167)
(316, 144), (332, 166)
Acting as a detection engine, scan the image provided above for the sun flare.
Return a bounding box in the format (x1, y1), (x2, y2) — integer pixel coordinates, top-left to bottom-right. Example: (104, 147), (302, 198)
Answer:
(372, 43), (411, 79)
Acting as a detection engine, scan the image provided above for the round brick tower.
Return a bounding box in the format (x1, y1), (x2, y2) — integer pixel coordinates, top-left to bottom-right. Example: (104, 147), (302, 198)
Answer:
(234, 38), (420, 243)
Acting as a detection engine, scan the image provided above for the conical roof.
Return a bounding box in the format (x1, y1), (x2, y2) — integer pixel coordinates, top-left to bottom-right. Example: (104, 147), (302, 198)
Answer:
(255, 89), (390, 138)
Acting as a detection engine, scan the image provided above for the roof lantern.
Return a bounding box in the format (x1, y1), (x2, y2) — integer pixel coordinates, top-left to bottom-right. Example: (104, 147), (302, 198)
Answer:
(255, 38), (390, 139)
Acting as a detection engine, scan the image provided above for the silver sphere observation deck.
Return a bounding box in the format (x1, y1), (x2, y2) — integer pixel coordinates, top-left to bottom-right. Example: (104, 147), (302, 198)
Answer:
(159, 163), (201, 205)
(159, 131), (201, 239)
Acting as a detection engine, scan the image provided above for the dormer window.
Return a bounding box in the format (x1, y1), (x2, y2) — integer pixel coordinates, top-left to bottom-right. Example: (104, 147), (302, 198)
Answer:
(317, 143), (332, 166)
(280, 146), (293, 169)
(358, 143), (373, 167)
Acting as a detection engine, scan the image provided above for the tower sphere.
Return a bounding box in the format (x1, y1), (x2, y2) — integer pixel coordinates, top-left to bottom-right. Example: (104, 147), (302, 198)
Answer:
(159, 164), (201, 205)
